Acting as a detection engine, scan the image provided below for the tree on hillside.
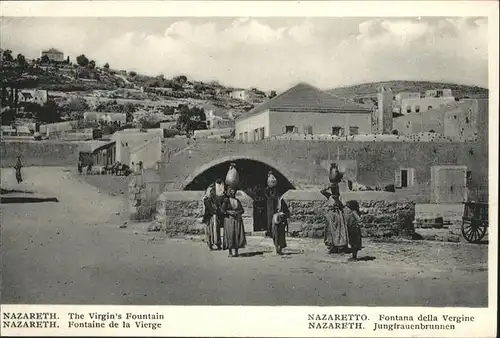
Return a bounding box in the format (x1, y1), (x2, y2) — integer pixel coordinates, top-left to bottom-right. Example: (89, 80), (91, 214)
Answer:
(40, 55), (50, 64)
(88, 60), (96, 69)
(104, 62), (110, 69)
(194, 82), (206, 93)
(16, 54), (27, 68)
(69, 96), (90, 112)
(146, 78), (163, 88)
(33, 100), (61, 124)
(66, 56), (70, 64)
(176, 104), (207, 133)
(269, 90), (277, 98)
(2, 50), (13, 62)
(1, 108), (17, 126)
(172, 82), (184, 92)
(173, 75), (187, 85)
(163, 79), (174, 88)
(129, 71), (137, 77)
(76, 54), (89, 67)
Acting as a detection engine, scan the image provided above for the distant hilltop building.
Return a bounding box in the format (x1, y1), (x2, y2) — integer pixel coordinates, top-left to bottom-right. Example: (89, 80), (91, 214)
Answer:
(229, 88), (267, 103)
(229, 89), (251, 101)
(41, 48), (64, 62)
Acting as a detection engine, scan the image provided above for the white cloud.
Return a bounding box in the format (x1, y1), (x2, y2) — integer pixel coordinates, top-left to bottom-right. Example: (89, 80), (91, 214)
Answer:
(0, 17), (489, 91)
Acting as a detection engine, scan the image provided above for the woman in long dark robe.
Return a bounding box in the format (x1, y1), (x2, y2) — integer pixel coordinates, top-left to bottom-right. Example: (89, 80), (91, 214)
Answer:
(324, 195), (349, 254)
(14, 156), (23, 183)
(221, 187), (246, 257)
(272, 196), (290, 255)
(344, 200), (363, 261)
(264, 185), (279, 237)
(202, 180), (225, 250)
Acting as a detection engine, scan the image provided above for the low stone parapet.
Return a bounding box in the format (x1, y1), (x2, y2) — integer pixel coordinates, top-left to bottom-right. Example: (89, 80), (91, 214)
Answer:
(154, 189), (416, 239)
(282, 190), (415, 238)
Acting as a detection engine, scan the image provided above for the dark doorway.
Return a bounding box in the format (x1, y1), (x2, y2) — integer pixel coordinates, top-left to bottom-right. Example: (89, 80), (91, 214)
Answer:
(401, 169), (408, 188)
(184, 159), (295, 231)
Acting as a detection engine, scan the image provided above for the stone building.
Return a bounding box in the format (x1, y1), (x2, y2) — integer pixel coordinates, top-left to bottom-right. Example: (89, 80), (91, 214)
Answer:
(235, 82), (372, 142)
(396, 88), (455, 115)
(372, 86), (393, 134)
(111, 128), (164, 169)
(392, 99), (487, 141)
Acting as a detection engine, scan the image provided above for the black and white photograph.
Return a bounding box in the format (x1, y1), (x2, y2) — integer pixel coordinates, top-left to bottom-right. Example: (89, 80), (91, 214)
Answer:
(0, 1), (497, 336)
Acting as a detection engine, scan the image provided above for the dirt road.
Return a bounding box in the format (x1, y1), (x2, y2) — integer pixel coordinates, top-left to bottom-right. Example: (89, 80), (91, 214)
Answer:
(1, 167), (488, 306)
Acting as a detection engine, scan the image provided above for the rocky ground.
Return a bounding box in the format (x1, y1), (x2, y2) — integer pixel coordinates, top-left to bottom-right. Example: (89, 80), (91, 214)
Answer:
(1, 167), (489, 306)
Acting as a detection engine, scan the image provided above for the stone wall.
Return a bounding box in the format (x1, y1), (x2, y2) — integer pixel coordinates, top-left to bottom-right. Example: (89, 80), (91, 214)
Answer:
(154, 191), (205, 235)
(287, 199), (415, 238)
(0, 140), (79, 167)
(128, 171), (160, 221)
(283, 190), (415, 238)
(161, 138), (488, 202)
(154, 190), (416, 238)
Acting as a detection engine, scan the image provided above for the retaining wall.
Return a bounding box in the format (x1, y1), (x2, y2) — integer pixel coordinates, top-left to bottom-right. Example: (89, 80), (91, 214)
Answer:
(0, 140), (80, 167)
(161, 139), (488, 202)
(153, 190), (416, 238)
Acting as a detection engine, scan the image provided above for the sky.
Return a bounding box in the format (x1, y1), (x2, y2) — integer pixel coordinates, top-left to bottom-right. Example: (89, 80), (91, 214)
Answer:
(0, 17), (489, 91)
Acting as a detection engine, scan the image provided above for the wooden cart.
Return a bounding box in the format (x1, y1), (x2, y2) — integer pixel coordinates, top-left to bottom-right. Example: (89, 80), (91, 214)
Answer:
(461, 202), (488, 243)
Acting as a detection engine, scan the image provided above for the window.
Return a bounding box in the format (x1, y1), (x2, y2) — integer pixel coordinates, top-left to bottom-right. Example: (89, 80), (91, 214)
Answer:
(406, 106), (412, 113)
(395, 168), (415, 188)
(436, 90), (443, 97)
(349, 126), (359, 135)
(331, 127), (344, 136)
(254, 127), (265, 140)
(466, 171), (472, 185)
(428, 105), (433, 110)
(415, 105), (420, 113)
(303, 125), (313, 135)
(284, 125), (296, 134)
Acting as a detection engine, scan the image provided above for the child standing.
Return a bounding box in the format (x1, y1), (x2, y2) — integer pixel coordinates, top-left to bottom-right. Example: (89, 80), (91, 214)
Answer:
(272, 196), (290, 255)
(344, 200), (363, 261)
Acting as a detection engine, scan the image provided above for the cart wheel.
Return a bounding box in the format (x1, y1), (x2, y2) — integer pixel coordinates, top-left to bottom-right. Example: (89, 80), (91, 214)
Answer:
(461, 219), (487, 243)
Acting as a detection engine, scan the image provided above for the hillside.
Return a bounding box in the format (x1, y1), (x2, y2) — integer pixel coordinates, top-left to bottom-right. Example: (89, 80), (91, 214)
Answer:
(1, 57), (259, 120)
(329, 81), (488, 99)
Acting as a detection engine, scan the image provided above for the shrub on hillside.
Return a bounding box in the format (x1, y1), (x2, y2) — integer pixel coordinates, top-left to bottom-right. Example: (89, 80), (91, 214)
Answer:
(76, 54), (89, 67)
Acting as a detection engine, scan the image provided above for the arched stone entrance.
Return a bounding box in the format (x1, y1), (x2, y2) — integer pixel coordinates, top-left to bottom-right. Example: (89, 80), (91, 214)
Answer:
(181, 156), (296, 232)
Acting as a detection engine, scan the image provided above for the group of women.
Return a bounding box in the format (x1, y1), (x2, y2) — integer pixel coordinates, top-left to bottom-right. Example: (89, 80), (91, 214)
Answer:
(202, 177), (247, 257)
(322, 163), (363, 261)
(202, 162), (363, 261)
